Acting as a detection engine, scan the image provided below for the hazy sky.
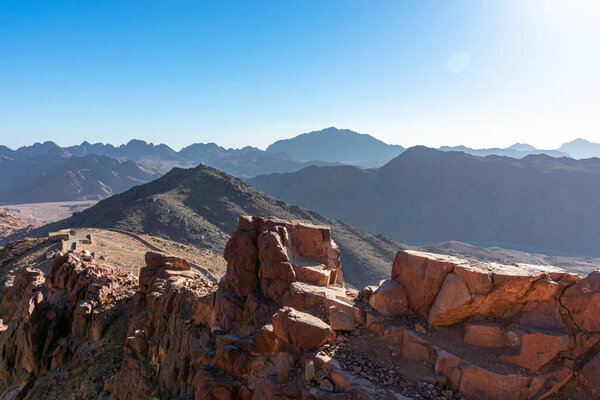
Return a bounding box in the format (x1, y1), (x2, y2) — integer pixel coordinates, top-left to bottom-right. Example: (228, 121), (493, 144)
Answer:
(1, 1), (599, 150)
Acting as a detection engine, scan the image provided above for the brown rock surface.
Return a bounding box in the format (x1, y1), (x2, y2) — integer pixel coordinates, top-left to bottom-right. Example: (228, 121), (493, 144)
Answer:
(463, 323), (504, 348)
(329, 305), (355, 332)
(499, 328), (570, 372)
(144, 250), (190, 270)
(580, 352), (600, 390)
(222, 216), (344, 307)
(0, 209), (42, 244)
(368, 279), (409, 317)
(0, 250), (138, 399)
(272, 306), (331, 350)
(561, 271), (600, 332)
(392, 250), (461, 316)
(459, 366), (536, 400)
(428, 272), (481, 326)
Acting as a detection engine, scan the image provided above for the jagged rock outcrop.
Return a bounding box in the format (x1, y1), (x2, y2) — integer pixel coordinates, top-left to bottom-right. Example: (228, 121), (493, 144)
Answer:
(106, 251), (215, 399)
(0, 251), (137, 399)
(214, 216), (347, 333)
(2, 219), (600, 400)
(357, 249), (600, 399)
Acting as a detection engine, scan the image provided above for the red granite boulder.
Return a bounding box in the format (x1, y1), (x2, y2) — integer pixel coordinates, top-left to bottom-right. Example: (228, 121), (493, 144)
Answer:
(272, 307), (332, 350)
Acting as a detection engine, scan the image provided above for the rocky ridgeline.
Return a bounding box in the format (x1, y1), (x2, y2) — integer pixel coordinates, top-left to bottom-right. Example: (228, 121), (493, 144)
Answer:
(0, 250), (138, 398)
(1, 216), (600, 399)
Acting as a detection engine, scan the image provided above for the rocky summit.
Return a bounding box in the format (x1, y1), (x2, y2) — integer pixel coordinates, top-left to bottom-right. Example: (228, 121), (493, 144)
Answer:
(1, 217), (600, 399)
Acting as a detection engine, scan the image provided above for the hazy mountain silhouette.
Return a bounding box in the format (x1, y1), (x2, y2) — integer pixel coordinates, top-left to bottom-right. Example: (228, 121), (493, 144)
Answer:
(4, 131), (600, 205)
(0, 150), (158, 204)
(37, 164), (402, 287)
(67, 139), (337, 177)
(558, 139), (600, 159)
(177, 143), (337, 178)
(249, 146), (600, 257)
(438, 143), (570, 159)
(67, 139), (180, 161)
(0, 139), (339, 204)
(266, 127), (405, 167)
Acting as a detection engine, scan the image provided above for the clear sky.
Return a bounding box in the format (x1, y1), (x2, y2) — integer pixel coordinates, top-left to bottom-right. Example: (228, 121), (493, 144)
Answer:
(1, 1), (599, 150)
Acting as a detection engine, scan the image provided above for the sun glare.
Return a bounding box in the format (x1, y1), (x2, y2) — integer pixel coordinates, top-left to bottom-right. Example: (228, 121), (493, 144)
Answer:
(532, 0), (600, 36)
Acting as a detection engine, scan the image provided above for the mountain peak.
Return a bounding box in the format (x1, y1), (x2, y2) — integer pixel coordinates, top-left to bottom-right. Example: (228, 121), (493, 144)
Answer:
(564, 138), (591, 145)
(559, 138), (600, 159)
(38, 163), (399, 287)
(507, 143), (537, 152)
(266, 127), (404, 167)
(125, 139), (149, 147)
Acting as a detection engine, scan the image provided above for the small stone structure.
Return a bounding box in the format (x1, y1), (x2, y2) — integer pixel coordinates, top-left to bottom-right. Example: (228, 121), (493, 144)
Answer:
(48, 229), (70, 242)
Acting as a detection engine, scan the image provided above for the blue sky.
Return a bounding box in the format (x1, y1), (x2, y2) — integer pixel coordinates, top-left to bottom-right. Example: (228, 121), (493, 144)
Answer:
(1, 1), (599, 150)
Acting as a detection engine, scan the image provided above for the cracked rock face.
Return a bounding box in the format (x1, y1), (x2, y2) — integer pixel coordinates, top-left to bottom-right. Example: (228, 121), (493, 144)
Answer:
(363, 249), (600, 398)
(560, 271), (600, 332)
(272, 306), (332, 350)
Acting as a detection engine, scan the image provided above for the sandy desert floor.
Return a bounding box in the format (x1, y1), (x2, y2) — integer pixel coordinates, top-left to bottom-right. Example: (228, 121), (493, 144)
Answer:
(1, 200), (98, 223)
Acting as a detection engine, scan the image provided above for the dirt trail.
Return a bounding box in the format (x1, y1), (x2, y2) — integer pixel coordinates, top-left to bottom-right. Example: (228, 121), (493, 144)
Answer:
(65, 228), (219, 282)
(101, 228), (218, 282)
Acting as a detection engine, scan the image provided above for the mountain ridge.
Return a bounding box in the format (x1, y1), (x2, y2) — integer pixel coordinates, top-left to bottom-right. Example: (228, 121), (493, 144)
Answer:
(266, 127), (405, 167)
(249, 146), (600, 257)
(5, 129), (600, 206)
(34, 163), (403, 287)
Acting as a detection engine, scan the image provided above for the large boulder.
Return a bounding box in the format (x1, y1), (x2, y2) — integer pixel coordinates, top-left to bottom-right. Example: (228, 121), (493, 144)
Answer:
(258, 231), (297, 302)
(272, 307), (331, 350)
(561, 271), (600, 332)
(329, 305), (356, 332)
(391, 251), (464, 317)
(391, 251), (572, 327)
(368, 279), (409, 317)
(428, 272), (482, 326)
(293, 221), (341, 271)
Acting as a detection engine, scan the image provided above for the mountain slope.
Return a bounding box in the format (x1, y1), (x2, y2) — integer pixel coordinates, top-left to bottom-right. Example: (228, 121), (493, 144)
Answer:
(0, 209), (42, 244)
(266, 127), (405, 167)
(0, 150), (158, 204)
(36, 164), (402, 287)
(249, 146), (600, 257)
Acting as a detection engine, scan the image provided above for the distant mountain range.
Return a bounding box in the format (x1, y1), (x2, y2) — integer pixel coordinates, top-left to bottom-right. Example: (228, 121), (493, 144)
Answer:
(65, 139), (337, 177)
(0, 142), (158, 204)
(249, 146), (600, 257)
(36, 164), (402, 287)
(3, 127), (600, 205)
(438, 143), (570, 159)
